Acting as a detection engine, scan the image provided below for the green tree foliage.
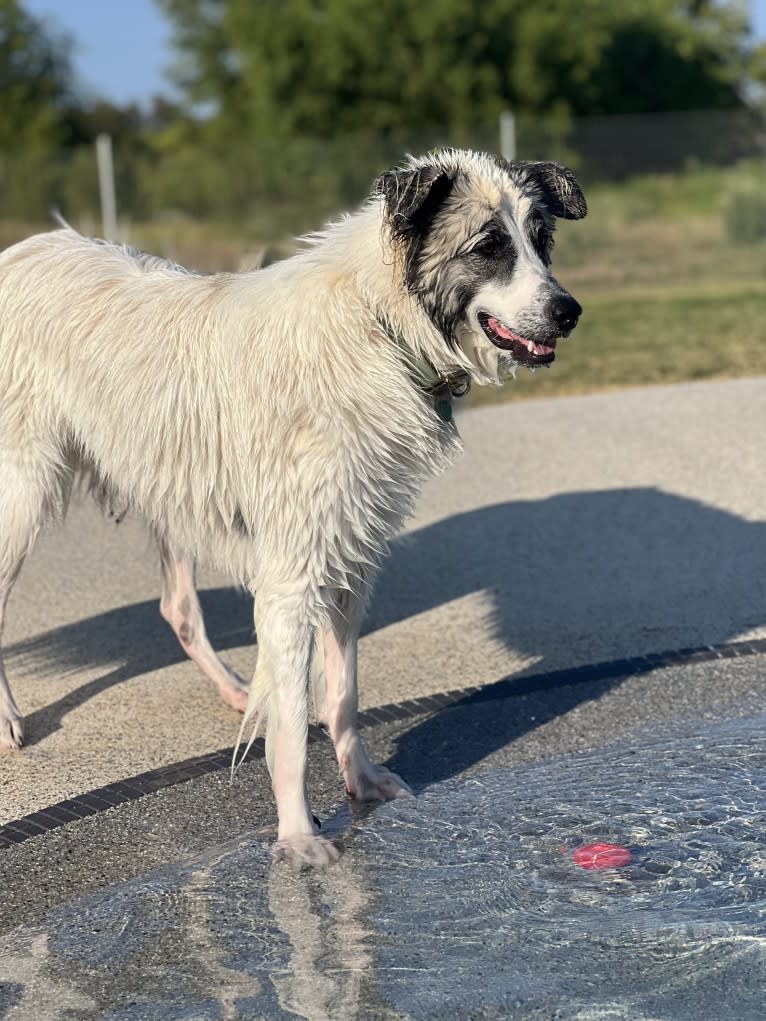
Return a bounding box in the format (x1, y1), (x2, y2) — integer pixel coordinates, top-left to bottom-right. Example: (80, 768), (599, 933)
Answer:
(0, 0), (74, 150)
(0, 0), (80, 218)
(2, 0), (762, 231)
(157, 0), (758, 139)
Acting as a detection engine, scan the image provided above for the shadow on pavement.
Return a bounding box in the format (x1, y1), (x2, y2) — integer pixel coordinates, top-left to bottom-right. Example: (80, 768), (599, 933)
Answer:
(369, 487), (764, 650)
(382, 675), (613, 792)
(8, 487), (764, 750)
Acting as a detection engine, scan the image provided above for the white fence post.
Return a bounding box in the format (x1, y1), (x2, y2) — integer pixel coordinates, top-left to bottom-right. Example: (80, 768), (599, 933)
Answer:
(499, 110), (516, 162)
(95, 133), (118, 240)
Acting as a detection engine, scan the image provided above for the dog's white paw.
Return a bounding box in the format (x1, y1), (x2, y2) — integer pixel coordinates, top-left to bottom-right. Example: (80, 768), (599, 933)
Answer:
(272, 834), (340, 867)
(0, 711), (24, 750)
(346, 764), (413, 802)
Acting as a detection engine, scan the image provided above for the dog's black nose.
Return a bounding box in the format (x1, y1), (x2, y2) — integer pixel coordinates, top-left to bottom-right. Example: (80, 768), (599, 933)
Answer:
(551, 294), (582, 332)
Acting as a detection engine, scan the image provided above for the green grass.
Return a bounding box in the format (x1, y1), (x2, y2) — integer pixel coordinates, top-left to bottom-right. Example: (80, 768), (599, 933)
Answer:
(467, 288), (766, 406)
(578, 160), (766, 222)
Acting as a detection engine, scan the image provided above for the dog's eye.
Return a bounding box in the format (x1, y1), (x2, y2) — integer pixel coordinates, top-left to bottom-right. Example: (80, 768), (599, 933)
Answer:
(473, 233), (506, 257)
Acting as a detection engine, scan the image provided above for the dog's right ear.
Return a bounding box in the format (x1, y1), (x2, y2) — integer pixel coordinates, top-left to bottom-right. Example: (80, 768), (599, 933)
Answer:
(375, 165), (455, 245)
(508, 161), (588, 220)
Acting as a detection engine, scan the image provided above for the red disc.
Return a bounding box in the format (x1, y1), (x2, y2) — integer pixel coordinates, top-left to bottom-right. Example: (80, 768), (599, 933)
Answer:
(571, 843), (631, 869)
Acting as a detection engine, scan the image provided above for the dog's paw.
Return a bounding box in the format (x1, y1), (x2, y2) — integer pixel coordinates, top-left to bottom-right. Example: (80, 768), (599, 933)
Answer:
(0, 711), (24, 751)
(347, 764), (413, 803)
(272, 834), (340, 867)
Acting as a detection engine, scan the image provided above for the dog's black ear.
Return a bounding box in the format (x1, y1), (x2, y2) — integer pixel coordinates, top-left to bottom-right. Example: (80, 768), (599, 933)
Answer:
(509, 160), (587, 220)
(375, 165), (456, 243)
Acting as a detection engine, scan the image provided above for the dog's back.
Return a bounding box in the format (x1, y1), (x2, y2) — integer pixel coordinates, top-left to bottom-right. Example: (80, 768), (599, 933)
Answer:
(0, 231), (247, 548)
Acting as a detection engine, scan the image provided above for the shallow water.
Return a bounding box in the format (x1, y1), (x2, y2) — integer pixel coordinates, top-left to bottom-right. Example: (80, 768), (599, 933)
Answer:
(3, 711), (766, 1019)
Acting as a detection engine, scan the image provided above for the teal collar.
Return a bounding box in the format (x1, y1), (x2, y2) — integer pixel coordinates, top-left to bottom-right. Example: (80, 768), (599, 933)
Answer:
(380, 321), (470, 423)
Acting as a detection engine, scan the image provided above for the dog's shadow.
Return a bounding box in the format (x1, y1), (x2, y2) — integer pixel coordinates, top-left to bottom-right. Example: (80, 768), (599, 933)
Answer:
(369, 486), (764, 648)
(9, 488), (765, 762)
(371, 486), (765, 785)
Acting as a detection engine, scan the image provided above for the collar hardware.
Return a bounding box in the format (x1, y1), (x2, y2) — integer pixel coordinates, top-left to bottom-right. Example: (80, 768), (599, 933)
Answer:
(379, 320), (471, 422)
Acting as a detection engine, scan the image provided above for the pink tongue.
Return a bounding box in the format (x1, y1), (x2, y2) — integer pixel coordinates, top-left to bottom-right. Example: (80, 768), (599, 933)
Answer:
(488, 316), (521, 341)
(488, 316), (555, 357)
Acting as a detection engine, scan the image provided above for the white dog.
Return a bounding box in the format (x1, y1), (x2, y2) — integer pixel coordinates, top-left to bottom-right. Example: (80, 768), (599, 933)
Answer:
(0, 149), (585, 863)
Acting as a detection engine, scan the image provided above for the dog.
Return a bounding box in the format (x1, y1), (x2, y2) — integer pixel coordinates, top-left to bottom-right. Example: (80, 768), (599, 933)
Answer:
(0, 149), (586, 863)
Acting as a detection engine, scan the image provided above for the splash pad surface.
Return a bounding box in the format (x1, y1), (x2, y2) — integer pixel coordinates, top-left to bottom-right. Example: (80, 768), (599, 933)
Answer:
(2, 708), (766, 1020)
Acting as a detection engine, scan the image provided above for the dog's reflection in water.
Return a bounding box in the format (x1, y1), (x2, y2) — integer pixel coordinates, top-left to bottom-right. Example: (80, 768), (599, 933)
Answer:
(268, 850), (376, 1021)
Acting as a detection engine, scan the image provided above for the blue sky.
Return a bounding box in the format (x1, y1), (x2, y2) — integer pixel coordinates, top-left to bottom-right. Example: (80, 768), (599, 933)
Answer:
(24, 0), (177, 107)
(23, 0), (766, 108)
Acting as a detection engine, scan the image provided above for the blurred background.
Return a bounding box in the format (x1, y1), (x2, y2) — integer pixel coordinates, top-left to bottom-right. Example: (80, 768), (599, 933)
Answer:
(2, 0), (766, 403)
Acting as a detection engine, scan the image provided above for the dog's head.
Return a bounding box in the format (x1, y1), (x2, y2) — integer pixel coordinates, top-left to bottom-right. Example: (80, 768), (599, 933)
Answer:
(375, 149), (586, 382)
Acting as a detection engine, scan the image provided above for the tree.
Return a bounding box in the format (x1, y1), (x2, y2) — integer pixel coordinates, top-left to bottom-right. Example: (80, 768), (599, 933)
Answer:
(0, 0), (75, 150)
(157, 0), (759, 141)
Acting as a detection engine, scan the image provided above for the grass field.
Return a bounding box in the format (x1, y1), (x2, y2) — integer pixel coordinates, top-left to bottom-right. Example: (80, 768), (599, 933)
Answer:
(470, 288), (766, 405)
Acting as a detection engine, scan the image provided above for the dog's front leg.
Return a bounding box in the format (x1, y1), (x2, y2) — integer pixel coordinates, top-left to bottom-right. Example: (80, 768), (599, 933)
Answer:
(322, 589), (412, 802)
(255, 591), (340, 866)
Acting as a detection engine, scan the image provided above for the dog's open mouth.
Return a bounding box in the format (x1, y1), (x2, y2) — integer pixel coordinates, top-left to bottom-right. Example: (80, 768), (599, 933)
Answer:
(478, 311), (557, 366)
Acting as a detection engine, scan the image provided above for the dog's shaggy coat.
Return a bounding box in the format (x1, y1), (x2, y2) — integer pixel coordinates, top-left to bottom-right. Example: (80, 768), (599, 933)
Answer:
(0, 149), (585, 863)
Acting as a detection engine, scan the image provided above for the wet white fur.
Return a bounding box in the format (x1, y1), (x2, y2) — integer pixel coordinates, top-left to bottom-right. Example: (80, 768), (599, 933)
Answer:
(0, 149), (560, 864)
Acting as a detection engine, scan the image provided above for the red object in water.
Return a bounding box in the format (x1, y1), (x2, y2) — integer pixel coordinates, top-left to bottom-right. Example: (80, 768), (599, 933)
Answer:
(571, 843), (632, 869)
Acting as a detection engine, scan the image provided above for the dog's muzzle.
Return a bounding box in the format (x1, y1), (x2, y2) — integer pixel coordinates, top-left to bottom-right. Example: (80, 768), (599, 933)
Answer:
(478, 290), (582, 368)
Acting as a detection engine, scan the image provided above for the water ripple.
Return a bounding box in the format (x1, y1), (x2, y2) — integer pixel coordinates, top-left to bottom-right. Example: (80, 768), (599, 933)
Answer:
(2, 712), (766, 1019)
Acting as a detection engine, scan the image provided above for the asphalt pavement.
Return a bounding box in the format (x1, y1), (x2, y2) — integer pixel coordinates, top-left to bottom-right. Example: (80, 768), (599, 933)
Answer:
(2, 375), (764, 823)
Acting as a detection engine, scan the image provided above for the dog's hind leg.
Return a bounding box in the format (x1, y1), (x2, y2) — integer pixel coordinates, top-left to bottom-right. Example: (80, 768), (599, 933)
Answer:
(321, 587), (412, 802)
(254, 589), (339, 865)
(0, 574), (25, 749)
(158, 536), (248, 712)
(0, 460), (53, 749)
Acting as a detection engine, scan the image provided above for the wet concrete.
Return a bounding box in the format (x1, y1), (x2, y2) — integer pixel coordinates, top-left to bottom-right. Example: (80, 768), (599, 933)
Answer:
(1, 652), (764, 932)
